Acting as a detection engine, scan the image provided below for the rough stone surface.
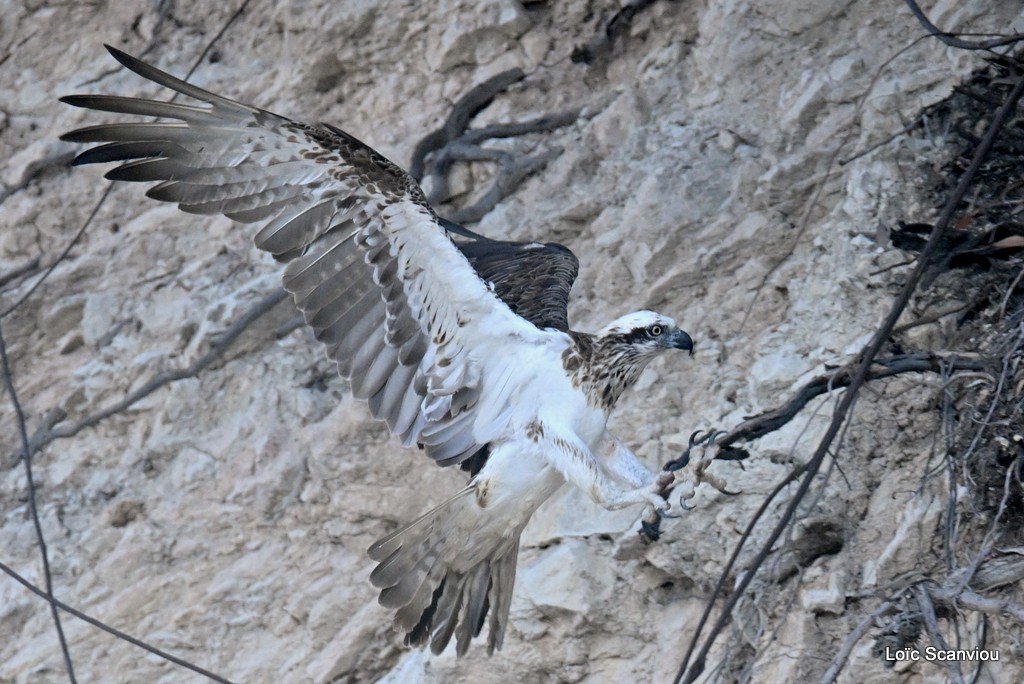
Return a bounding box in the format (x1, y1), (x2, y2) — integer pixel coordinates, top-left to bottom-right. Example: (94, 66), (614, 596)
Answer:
(2, 1), (1023, 683)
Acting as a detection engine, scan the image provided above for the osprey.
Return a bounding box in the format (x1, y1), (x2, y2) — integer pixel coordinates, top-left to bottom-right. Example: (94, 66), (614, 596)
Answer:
(61, 46), (696, 656)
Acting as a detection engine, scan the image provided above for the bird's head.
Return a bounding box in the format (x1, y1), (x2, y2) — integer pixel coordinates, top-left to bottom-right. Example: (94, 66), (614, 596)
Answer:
(578, 310), (694, 409)
(598, 310), (694, 359)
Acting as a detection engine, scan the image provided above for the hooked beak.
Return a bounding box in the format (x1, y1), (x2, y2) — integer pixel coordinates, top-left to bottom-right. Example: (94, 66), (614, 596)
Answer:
(672, 329), (694, 356)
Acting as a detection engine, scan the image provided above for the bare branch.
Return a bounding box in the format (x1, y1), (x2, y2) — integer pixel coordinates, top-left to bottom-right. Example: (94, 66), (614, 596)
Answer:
(933, 585), (1024, 622)
(915, 584), (966, 684)
(409, 68), (526, 182)
(1, 3), (262, 681)
(571, 0), (663, 64)
(423, 109), (580, 207)
(0, 323), (76, 679)
(639, 352), (988, 542)
(0, 559), (235, 684)
(446, 147), (564, 224)
(717, 352), (988, 453)
(0, 149), (75, 206)
(818, 600), (897, 684)
(675, 64), (1024, 684)
(408, 69), (578, 225)
(0, 256), (41, 290)
(903, 0), (1024, 51)
(1, 185), (113, 320)
(22, 289), (288, 460)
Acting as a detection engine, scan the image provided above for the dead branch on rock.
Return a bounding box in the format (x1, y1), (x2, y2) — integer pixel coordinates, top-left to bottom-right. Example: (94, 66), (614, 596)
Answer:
(1, 184), (113, 320)
(818, 600), (898, 684)
(821, 553), (1024, 684)
(443, 145), (566, 224)
(717, 352), (988, 454)
(933, 582), (1024, 622)
(0, 256), (41, 290)
(423, 111), (580, 214)
(915, 584), (967, 684)
(0, 322), (76, 679)
(15, 288), (288, 463)
(571, 0), (664, 64)
(1, 4), (255, 681)
(673, 61), (1024, 684)
(0, 149), (76, 206)
(0, 559), (235, 684)
(903, 0), (1024, 51)
(641, 352), (986, 541)
(409, 68), (525, 181)
(409, 70), (579, 224)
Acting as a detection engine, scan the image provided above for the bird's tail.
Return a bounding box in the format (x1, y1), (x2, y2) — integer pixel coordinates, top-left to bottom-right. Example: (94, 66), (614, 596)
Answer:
(367, 487), (520, 656)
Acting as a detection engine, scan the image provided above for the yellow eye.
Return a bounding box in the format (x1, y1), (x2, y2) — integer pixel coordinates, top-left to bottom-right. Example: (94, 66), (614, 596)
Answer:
(649, 325), (663, 336)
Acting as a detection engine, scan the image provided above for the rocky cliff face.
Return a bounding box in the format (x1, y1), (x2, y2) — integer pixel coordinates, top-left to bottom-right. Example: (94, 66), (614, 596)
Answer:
(2, 1), (1022, 682)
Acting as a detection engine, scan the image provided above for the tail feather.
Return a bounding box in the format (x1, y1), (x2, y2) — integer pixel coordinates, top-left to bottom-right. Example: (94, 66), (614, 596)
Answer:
(456, 564), (492, 655)
(377, 546), (439, 609)
(487, 540), (519, 652)
(429, 574), (467, 653)
(368, 489), (466, 563)
(366, 486), (523, 655)
(400, 577), (445, 641)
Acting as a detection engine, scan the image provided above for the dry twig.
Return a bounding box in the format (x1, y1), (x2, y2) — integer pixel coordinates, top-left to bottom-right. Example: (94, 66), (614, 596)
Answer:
(903, 0), (1024, 51)
(21, 289), (288, 460)
(409, 70), (579, 224)
(0, 559), (234, 684)
(0, 2), (254, 682)
(675, 61), (1024, 684)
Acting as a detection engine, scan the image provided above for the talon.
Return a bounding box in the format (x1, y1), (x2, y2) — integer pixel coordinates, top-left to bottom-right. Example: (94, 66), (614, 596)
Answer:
(663, 454), (689, 472)
(688, 430), (706, 448)
(655, 470), (676, 489)
(678, 494), (695, 511)
(656, 506), (682, 520)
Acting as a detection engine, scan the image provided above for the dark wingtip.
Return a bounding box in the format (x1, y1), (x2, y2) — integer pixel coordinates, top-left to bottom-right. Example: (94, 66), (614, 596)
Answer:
(103, 44), (153, 80)
(104, 43), (133, 65)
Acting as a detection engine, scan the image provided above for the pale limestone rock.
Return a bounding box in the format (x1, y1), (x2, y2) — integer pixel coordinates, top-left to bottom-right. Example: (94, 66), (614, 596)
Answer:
(2, 1), (1024, 683)
(426, 0), (532, 71)
(519, 539), (617, 615)
(801, 568), (847, 615)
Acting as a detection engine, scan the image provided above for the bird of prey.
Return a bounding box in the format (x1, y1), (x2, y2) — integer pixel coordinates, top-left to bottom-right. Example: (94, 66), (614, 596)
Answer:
(60, 46), (697, 656)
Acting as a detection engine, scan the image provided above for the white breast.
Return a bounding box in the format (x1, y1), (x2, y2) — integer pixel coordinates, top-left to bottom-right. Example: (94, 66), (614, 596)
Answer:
(508, 338), (608, 451)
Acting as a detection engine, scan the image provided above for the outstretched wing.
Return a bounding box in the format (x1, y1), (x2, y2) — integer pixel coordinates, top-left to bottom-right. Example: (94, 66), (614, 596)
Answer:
(454, 234), (579, 333)
(61, 45), (561, 468)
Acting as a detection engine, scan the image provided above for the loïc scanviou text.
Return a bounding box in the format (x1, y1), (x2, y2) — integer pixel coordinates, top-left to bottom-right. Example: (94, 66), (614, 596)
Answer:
(884, 647), (1000, 662)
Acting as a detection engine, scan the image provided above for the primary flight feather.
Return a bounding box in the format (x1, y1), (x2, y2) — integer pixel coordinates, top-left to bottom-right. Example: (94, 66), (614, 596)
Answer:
(61, 45), (695, 655)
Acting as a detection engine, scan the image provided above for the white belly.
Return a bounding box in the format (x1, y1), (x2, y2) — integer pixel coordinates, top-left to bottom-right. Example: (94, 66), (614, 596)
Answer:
(473, 441), (565, 530)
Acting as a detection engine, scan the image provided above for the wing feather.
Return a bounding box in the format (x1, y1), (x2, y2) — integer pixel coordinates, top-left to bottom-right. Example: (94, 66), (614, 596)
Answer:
(455, 238), (579, 332)
(61, 45), (566, 474)
(71, 140), (187, 165)
(352, 343), (399, 400)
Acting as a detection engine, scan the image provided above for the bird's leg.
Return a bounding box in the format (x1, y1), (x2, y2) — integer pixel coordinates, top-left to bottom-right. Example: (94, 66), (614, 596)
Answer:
(596, 433), (657, 488)
(539, 430), (675, 516)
